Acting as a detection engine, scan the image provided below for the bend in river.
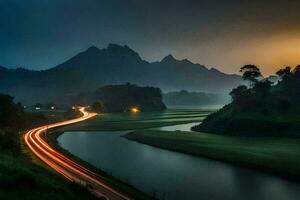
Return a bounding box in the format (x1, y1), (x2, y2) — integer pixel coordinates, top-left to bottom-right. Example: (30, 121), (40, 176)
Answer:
(58, 119), (300, 200)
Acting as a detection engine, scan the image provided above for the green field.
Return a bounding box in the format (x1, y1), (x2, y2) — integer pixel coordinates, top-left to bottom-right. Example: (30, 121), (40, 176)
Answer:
(125, 130), (300, 178)
(58, 109), (209, 132)
(49, 108), (300, 197)
(0, 153), (99, 200)
(46, 109), (210, 200)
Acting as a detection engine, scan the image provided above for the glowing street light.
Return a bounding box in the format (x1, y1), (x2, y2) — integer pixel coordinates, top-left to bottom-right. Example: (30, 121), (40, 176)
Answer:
(130, 107), (140, 113)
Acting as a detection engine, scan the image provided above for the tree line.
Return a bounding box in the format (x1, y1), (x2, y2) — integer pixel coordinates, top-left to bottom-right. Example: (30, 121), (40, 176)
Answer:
(194, 64), (300, 136)
(74, 83), (166, 113)
(230, 64), (300, 113)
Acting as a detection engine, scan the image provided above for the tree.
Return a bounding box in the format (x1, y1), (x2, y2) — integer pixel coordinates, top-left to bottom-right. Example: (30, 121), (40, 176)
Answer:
(240, 65), (262, 85)
(230, 85), (248, 102)
(253, 80), (272, 99)
(276, 66), (292, 81)
(93, 84), (166, 112)
(293, 65), (300, 78)
(293, 65), (300, 73)
(276, 66), (300, 98)
(91, 101), (105, 113)
(0, 94), (15, 128)
(0, 94), (25, 129)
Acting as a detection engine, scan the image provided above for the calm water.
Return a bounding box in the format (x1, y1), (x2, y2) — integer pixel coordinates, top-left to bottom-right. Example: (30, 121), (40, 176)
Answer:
(58, 129), (300, 200)
(155, 122), (199, 132)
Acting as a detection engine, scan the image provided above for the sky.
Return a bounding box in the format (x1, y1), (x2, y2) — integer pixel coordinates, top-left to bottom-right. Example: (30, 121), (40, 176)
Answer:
(1, 0), (300, 75)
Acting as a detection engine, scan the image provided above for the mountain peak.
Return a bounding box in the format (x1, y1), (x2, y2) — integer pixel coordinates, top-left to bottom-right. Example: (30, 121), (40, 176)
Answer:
(105, 43), (142, 62)
(86, 45), (100, 52)
(106, 43), (135, 53)
(161, 54), (177, 63)
(107, 43), (123, 49)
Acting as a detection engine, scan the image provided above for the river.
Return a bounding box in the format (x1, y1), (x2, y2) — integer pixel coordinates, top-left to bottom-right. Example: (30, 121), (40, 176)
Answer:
(58, 123), (300, 200)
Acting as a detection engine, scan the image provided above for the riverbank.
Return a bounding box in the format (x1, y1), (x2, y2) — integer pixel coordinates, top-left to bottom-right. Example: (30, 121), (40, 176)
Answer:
(42, 109), (210, 200)
(46, 131), (156, 200)
(124, 130), (300, 179)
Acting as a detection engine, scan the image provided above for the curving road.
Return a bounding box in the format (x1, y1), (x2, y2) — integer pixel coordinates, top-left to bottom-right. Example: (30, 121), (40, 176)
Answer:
(24, 107), (132, 200)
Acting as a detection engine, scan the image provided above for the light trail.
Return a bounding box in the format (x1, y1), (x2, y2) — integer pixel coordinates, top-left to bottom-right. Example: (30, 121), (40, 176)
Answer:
(24, 107), (132, 200)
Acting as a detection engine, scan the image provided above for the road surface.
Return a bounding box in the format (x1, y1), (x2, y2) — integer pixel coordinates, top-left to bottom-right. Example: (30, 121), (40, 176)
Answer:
(24, 107), (132, 200)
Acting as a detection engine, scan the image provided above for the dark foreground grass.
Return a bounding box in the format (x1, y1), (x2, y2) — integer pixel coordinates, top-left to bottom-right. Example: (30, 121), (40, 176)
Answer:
(125, 130), (300, 178)
(0, 153), (100, 200)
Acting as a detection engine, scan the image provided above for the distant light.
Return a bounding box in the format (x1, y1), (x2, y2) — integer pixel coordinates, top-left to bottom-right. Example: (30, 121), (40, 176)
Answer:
(72, 106), (76, 110)
(131, 107), (140, 113)
(35, 107), (41, 110)
(51, 106), (55, 110)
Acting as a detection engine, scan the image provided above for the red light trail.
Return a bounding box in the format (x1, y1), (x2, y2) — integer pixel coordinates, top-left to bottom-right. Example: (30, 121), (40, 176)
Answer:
(24, 107), (132, 200)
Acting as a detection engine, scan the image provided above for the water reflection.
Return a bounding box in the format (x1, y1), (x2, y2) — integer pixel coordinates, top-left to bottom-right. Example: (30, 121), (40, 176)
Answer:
(156, 122), (200, 132)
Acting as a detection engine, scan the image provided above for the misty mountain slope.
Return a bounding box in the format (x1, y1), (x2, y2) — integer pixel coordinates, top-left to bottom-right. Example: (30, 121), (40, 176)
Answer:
(0, 44), (242, 104)
(143, 54), (241, 92)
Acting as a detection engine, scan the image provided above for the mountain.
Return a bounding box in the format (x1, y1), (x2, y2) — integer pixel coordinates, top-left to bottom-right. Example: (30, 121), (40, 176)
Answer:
(0, 44), (243, 105)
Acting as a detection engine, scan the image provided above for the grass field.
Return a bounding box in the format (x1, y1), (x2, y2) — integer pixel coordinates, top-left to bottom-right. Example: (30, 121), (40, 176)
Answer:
(0, 153), (99, 200)
(125, 130), (300, 178)
(44, 109), (210, 200)
(57, 109), (209, 132)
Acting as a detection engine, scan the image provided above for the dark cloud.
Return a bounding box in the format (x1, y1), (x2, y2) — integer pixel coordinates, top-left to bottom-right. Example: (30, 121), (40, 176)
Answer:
(1, 0), (300, 74)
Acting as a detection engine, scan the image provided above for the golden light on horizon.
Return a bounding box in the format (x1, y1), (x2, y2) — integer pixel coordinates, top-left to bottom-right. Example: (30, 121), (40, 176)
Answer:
(210, 32), (300, 76)
(251, 36), (300, 75)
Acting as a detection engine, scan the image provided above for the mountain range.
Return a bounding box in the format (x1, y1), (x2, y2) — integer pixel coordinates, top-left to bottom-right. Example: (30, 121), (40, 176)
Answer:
(0, 44), (243, 105)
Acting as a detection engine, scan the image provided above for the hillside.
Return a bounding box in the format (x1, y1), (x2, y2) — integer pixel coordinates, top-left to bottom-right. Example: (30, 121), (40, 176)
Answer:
(193, 65), (300, 136)
(0, 44), (242, 105)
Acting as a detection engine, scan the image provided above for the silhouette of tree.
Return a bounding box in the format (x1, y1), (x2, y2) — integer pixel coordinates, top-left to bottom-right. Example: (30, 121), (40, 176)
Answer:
(276, 66), (292, 81)
(293, 65), (300, 77)
(240, 65), (262, 85)
(92, 84), (166, 112)
(91, 101), (105, 113)
(253, 80), (272, 98)
(0, 94), (24, 129)
(230, 85), (248, 101)
(0, 94), (26, 154)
